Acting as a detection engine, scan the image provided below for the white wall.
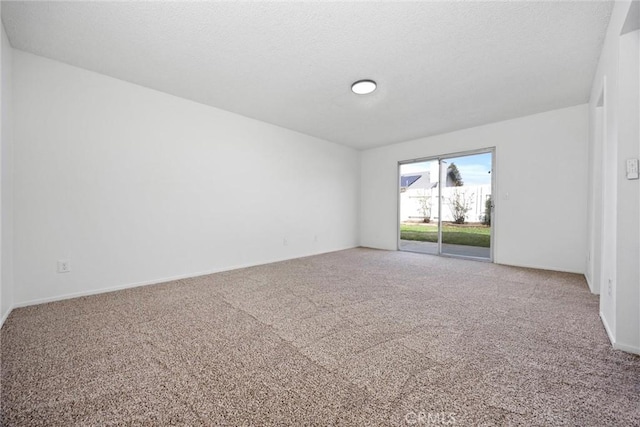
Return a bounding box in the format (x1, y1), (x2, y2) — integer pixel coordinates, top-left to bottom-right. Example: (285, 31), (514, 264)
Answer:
(361, 104), (588, 273)
(1, 18), (14, 325)
(617, 29), (639, 353)
(12, 50), (360, 306)
(585, 102), (603, 293)
(588, 0), (639, 354)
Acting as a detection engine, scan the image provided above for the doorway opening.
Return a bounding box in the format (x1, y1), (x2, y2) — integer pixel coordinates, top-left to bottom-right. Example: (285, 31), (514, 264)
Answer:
(399, 149), (494, 261)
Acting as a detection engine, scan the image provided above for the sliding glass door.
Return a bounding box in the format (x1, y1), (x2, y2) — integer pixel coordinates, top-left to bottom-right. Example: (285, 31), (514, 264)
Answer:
(399, 149), (493, 261)
(399, 159), (440, 255)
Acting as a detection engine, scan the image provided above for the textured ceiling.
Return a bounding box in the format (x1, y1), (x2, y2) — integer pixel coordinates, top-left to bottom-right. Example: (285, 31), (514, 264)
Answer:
(1, 1), (613, 150)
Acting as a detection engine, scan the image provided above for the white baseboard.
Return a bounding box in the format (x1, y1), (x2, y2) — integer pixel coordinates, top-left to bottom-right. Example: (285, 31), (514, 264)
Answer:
(13, 273), (212, 309)
(598, 312), (640, 354)
(366, 243), (584, 274)
(613, 341), (640, 355)
(584, 274), (600, 295)
(600, 311), (615, 345)
(0, 304), (14, 329)
(494, 260), (584, 275)
(13, 245), (358, 309)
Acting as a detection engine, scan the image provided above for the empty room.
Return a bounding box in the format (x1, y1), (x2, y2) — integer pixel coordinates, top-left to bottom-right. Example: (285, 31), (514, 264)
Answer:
(1, 1), (639, 425)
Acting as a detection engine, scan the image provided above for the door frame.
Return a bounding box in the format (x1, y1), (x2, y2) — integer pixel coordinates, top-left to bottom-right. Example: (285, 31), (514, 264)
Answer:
(397, 147), (496, 262)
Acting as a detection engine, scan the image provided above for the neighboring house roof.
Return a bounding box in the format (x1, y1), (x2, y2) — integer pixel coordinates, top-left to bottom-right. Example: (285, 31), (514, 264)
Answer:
(401, 171), (432, 189)
(401, 175), (421, 187)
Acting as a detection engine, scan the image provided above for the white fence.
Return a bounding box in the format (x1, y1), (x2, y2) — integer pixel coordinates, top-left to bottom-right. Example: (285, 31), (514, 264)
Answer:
(400, 185), (491, 223)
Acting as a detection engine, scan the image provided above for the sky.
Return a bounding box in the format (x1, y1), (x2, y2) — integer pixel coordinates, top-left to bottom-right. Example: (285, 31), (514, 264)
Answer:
(400, 152), (492, 186)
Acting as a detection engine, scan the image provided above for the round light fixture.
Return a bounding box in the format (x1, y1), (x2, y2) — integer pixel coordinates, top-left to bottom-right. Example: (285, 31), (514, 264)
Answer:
(351, 79), (377, 95)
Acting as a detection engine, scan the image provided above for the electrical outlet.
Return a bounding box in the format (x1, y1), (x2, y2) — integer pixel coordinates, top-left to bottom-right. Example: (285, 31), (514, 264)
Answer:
(626, 158), (639, 180)
(283, 238), (288, 246)
(607, 278), (612, 296)
(314, 235), (318, 243)
(57, 260), (71, 273)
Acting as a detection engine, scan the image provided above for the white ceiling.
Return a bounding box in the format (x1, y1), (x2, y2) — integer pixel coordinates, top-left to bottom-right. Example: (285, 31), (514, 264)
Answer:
(1, 1), (613, 150)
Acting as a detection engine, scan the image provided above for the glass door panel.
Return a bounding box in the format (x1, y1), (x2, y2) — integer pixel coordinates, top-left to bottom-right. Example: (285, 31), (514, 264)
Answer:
(399, 160), (440, 255)
(439, 152), (492, 260)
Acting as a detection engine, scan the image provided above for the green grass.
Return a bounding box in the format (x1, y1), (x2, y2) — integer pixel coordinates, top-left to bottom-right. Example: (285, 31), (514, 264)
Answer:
(400, 223), (490, 247)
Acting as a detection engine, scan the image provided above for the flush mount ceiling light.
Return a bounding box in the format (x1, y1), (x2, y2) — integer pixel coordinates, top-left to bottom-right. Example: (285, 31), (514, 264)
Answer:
(351, 79), (377, 95)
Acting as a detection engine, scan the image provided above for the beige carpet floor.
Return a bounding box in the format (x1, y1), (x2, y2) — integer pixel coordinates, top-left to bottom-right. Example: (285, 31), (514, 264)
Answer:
(1, 248), (639, 426)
